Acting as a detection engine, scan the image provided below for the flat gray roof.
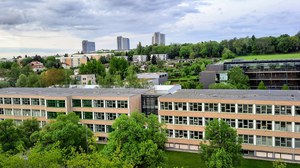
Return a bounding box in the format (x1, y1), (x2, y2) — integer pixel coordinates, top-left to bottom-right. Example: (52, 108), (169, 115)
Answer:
(159, 89), (300, 102)
(0, 88), (149, 97)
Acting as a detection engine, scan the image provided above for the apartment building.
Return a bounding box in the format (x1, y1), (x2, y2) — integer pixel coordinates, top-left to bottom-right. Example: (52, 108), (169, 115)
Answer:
(117, 36), (130, 51)
(0, 88), (147, 141)
(1, 88), (300, 161)
(82, 40), (95, 54)
(159, 89), (300, 161)
(152, 32), (165, 45)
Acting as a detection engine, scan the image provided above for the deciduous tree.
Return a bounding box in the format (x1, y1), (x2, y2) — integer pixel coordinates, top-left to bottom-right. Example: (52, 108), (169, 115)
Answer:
(200, 119), (242, 168)
(102, 112), (167, 168)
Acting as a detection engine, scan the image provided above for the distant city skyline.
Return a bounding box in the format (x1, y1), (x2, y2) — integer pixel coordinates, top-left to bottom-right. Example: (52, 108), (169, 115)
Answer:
(0, 0), (300, 58)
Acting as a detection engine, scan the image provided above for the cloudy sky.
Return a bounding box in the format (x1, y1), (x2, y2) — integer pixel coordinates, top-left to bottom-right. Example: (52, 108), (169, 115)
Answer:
(0, 0), (299, 58)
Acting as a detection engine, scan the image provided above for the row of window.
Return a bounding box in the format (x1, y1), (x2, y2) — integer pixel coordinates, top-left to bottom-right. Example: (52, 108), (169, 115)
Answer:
(75, 111), (127, 120)
(84, 124), (114, 133)
(239, 134), (300, 148)
(160, 102), (300, 115)
(0, 108), (46, 117)
(160, 115), (300, 132)
(72, 99), (128, 108)
(167, 129), (203, 140)
(0, 98), (45, 106)
(0, 98), (128, 109)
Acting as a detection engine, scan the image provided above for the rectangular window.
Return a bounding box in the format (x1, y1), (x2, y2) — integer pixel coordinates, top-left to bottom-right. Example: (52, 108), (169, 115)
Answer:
(190, 131), (203, 140)
(160, 102), (172, 110)
(82, 100), (92, 107)
(13, 98), (21, 105)
(95, 124), (105, 132)
(204, 103), (218, 112)
(189, 117), (203, 126)
(205, 118), (215, 125)
(0, 98), (3, 104)
(31, 98), (40, 106)
(167, 129), (174, 138)
(94, 100), (104, 108)
(13, 109), (22, 116)
(239, 134), (254, 144)
(221, 104), (235, 113)
(161, 116), (173, 124)
(41, 99), (45, 106)
(5, 108), (12, 115)
(275, 121), (292, 132)
(86, 124), (93, 131)
(275, 105), (292, 115)
(46, 100), (65, 108)
(4, 98), (11, 104)
(295, 123), (300, 132)
(22, 98), (30, 105)
(23, 109), (31, 116)
(41, 110), (46, 117)
(106, 125), (114, 133)
(32, 110), (41, 117)
(238, 119), (253, 129)
(175, 130), (188, 139)
(106, 100), (116, 108)
(117, 100), (128, 108)
(275, 137), (292, 147)
(174, 102), (187, 111)
(83, 112), (93, 120)
(223, 118), (236, 127)
(0, 108), (4, 115)
(174, 116), (187, 125)
(256, 120), (272, 130)
(296, 106), (300, 115)
(295, 139), (300, 148)
(74, 111), (82, 119)
(256, 105), (272, 114)
(47, 112), (58, 119)
(94, 112), (105, 120)
(189, 102), (202, 112)
(237, 104), (253, 113)
(72, 99), (81, 107)
(106, 113), (117, 120)
(256, 136), (272, 146)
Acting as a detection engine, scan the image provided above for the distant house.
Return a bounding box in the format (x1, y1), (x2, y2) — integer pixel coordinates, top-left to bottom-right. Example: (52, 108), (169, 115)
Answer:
(71, 74), (96, 85)
(30, 61), (45, 72)
(150, 54), (168, 61)
(137, 72), (168, 85)
(133, 55), (147, 63)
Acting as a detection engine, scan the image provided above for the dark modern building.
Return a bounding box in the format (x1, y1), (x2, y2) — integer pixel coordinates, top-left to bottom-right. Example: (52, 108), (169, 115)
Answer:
(82, 40), (96, 54)
(200, 59), (300, 90)
(117, 36), (130, 51)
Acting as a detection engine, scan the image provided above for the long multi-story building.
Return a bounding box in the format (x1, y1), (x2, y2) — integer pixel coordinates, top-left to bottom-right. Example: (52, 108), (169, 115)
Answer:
(152, 32), (165, 45)
(1, 88), (300, 162)
(200, 59), (300, 89)
(117, 36), (130, 51)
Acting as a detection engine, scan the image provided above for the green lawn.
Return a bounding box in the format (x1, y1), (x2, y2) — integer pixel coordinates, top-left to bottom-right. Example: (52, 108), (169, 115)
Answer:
(96, 144), (300, 168)
(225, 53), (300, 61)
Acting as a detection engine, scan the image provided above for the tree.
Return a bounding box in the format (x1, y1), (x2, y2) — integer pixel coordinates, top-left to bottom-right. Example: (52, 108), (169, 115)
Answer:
(136, 42), (143, 55)
(222, 48), (236, 59)
(109, 57), (129, 79)
(151, 55), (157, 65)
(281, 84), (289, 90)
(40, 68), (69, 87)
(102, 112), (167, 168)
(34, 112), (94, 154)
(26, 73), (41, 87)
(0, 81), (10, 88)
(44, 56), (61, 68)
(19, 118), (40, 148)
(16, 74), (28, 87)
(200, 119), (242, 168)
(79, 59), (105, 76)
(209, 82), (237, 89)
(257, 81), (267, 90)
(0, 120), (24, 154)
(179, 45), (193, 59)
(125, 65), (141, 88)
(273, 159), (287, 168)
(228, 67), (249, 89)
